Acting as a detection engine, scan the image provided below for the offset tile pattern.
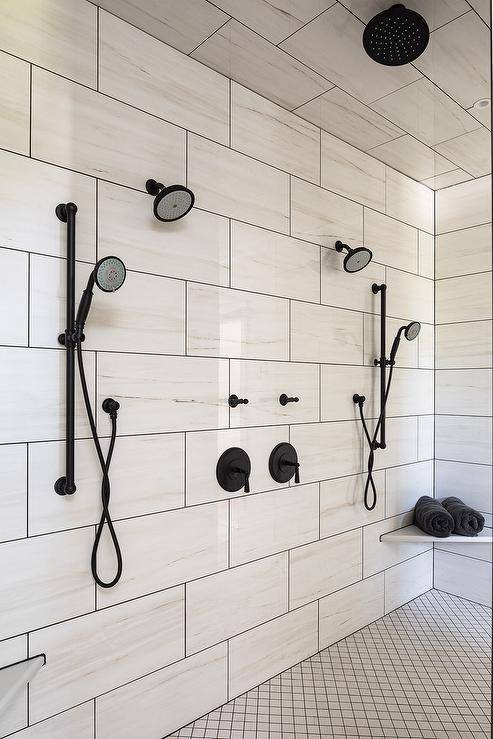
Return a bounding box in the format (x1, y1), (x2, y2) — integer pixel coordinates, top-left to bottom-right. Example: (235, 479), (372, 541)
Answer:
(170, 590), (491, 739)
(0, 51), (30, 155)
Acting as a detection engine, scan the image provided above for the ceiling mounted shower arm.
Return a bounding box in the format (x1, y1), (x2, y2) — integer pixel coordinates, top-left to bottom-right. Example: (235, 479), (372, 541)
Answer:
(372, 282), (389, 450)
(54, 202), (78, 496)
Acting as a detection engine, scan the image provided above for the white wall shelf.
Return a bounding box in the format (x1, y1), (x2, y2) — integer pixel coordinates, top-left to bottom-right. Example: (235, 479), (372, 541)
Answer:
(0, 654), (46, 717)
(380, 525), (492, 544)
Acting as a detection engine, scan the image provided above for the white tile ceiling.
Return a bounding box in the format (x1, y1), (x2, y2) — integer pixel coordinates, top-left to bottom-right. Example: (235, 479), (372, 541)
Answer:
(94, 0), (491, 189)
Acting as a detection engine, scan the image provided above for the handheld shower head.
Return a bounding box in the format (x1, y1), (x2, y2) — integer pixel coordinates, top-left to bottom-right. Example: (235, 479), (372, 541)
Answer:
(335, 241), (373, 273)
(75, 256), (126, 335)
(389, 320), (421, 363)
(146, 179), (195, 222)
(363, 4), (430, 66)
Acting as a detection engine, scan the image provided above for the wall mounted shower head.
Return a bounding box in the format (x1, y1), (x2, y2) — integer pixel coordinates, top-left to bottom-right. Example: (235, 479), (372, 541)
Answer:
(389, 320), (421, 363)
(146, 178), (195, 222)
(335, 240), (373, 273)
(75, 256), (126, 335)
(363, 4), (429, 66)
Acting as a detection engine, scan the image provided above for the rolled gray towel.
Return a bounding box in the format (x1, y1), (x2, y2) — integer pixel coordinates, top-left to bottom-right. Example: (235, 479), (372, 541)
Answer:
(441, 496), (485, 536)
(413, 495), (454, 538)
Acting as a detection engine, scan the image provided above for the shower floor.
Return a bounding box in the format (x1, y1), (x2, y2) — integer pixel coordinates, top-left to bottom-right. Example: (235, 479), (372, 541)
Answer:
(167, 590), (491, 739)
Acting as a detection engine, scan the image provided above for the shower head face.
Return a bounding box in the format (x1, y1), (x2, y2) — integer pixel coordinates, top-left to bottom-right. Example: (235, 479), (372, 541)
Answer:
(154, 184), (195, 222)
(363, 4), (430, 66)
(94, 256), (126, 292)
(404, 321), (421, 341)
(344, 247), (373, 273)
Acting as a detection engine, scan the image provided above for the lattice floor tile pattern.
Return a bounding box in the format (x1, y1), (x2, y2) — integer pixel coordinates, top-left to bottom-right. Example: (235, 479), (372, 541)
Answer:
(167, 590), (491, 738)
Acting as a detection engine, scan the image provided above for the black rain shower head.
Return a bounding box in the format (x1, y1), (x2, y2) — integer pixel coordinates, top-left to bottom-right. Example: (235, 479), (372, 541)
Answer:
(75, 256), (126, 335)
(335, 240), (373, 273)
(389, 320), (421, 363)
(146, 178), (195, 222)
(363, 4), (429, 66)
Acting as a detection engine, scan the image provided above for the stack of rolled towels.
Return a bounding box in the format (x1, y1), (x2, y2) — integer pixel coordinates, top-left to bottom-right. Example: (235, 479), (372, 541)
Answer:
(414, 495), (485, 538)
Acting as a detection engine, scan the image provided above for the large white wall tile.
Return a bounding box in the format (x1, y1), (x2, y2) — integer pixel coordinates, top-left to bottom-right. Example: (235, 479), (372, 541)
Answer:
(187, 283), (289, 360)
(28, 434), (184, 536)
(290, 421), (362, 483)
(291, 177), (363, 248)
(418, 415), (434, 462)
(98, 181), (229, 286)
(290, 529), (362, 609)
(97, 503), (228, 608)
(363, 512), (432, 578)
(232, 84), (320, 183)
(386, 268), (434, 324)
(364, 210), (418, 273)
(436, 321), (492, 368)
(0, 635), (27, 736)
(386, 168), (434, 233)
(385, 461), (433, 518)
(96, 643), (228, 739)
(321, 364), (378, 422)
(436, 273), (492, 323)
(321, 248), (385, 313)
(435, 460), (492, 514)
(372, 416), (418, 471)
(229, 360), (319, 427)
(97, 352), (229, 435)
(229, 603), (318, 699)
(418, 231), (434, 280)
(30, 255), (185, 354)
(0, 0), (97, 87)
(188, 134), (289, 233)
(384, 550), (433, 613)
(435, 175), (491, 233)
(187, 553), (287, 653)
(0, 151), (96, 261)
(435, 415), (492, 465)
(0, 528), (94, 640)
(32, 68), (185, 191)
(436, 224), (491, 279)
(435, 127), (490, 178)
(321, 132), (385, 211)
(291, 301), (363, 364)
(435, 535), (492, 563)
(7, 704), (93, 739)
(191, 19), (330, 110)
(320, 472), (385, 538)
(387, 368), (434, 417)
(186, 426), (290, 505)
(0, 52), (30, 155)
(418, 323), (435, 369)
(100, 12), (229, 145)
(370, 134), (456, 182)
(0, 347), (94, 443)
(434, 550), (491, 606)
(231, 221), (320, 302)
(29, 588), (184, 722)
(230, 484), (319, 566)
(319, 573), (384, 649)
(436, 369), (492, 416)
(0, 248), (28, 345)
(0, 445), (27, 544)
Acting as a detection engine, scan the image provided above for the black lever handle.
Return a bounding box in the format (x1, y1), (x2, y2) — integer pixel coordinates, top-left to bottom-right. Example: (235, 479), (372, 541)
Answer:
(229, 394), (249, 408)
(282, 460), (300, 484)
(279, 394), (299, 406)
(233, 467), (250, 493)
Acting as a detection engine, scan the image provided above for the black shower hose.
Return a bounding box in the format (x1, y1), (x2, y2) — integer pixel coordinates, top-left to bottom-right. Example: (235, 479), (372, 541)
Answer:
(357, 362), (395, 511)
(76, 342), (123, 588)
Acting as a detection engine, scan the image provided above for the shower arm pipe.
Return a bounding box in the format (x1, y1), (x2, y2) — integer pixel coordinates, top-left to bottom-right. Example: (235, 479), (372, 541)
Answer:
(372, 282), (388, 450)
(54, 202), (78, 496)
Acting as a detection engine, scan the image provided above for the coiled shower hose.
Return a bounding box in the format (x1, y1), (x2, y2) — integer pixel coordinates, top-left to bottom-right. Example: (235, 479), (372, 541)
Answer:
(77, 343), (123, 588)
(357, 362), (395, 511)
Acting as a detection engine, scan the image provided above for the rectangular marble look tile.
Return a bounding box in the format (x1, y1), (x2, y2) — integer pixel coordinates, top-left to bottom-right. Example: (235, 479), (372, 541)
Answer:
(291, 301), (363, 364)
(320, 472), (385, 538)
(188, 134), (290, 233)
(0, 51), (30, 155)
(97, 352), (229, 435)
(100, 11), (229, 144)
(32, 68), (185, 191)
(232, 84), (320, 183)
(187, 283), (289, 360)
(319, 574), (384, 649)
